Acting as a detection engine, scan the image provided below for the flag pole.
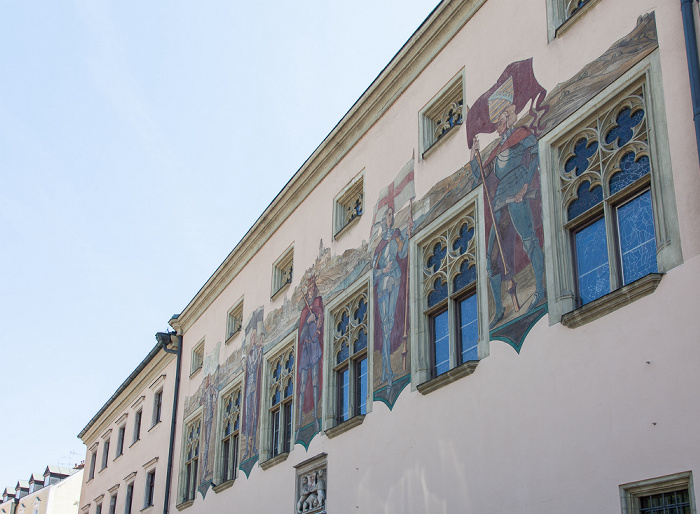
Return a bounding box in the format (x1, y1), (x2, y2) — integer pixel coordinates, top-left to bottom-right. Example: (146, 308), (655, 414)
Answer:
(475, 146), (509, 276)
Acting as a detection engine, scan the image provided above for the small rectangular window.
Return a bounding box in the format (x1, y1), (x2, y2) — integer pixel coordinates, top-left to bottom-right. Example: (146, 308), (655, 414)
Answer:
(271, 246), (294, 298)
(152, 391), (163, 427)
(115, 426), (125, 457)
(420, 73), (464, 157)
(620, 471), (696, 514)
(95, 504), (102, 514)
(101, 440), (110, 470)
(108, 495), (116, 514)
(124, 483), (133, 514)
(144, 471), (155, 508)
(226, 301), (244, 342)
(133, 410), (142, 443)
(333, 174), (364, 238)
(88, 452), (97, 480)
(191, 342), (204, 376)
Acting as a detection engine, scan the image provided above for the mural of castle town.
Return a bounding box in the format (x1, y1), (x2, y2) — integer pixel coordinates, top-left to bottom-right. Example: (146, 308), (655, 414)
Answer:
(183, 14), (658, 487)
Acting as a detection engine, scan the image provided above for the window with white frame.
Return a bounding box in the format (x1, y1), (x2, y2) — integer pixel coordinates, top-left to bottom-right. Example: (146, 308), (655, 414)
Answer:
(620, 471), (696, 514)
(101, 440), (110, 470)
(88, 450), (97, 480)
(133, 410), (142, 443)
(226, 300), (243, 342)
(123, 483), (133, 514)
(218, 387), (241, 483)
(271, 246), (294, 298)
(191, 341), (204, 376)
(107, 495), (116, 514)
(115, 425), (125, 457)
(540, 56), (682, 327)
(331, 285), (369, 425)
(144, 470), (155, 509)
(267, 346), (295, 459)
(180, 417), (201, 503)
(152, 390), (163, 427)
(420, 73), (464, 157)
(333, 174), (364, 238)
(411, 191), (487, 393)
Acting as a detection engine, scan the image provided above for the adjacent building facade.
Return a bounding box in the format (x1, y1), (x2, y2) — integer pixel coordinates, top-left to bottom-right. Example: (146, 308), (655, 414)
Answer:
(81, 0), (700, 512)
(77, 343), (176, 514)
(1, 467), (82, 514)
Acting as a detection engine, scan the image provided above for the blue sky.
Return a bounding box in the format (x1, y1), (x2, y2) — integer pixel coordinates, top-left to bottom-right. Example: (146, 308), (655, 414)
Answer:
(0, 0), (439, 490)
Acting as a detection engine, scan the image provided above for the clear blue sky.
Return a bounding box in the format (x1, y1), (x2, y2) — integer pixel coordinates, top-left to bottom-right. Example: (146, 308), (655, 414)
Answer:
(0, 0), (439, 490)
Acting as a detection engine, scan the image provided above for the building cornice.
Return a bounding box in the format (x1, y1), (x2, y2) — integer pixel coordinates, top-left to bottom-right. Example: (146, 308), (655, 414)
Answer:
(171, 0), (487, 335)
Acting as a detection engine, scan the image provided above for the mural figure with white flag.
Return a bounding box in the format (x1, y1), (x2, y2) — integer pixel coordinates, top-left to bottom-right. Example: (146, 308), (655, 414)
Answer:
(371, 159), (415, 408)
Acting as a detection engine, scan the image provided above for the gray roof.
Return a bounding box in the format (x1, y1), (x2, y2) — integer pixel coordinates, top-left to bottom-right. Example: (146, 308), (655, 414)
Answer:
(15, 481), (28, 490)
(43, 466), (72, 477)
(29, 473), (44, 483)
(3, 488), (15, 496)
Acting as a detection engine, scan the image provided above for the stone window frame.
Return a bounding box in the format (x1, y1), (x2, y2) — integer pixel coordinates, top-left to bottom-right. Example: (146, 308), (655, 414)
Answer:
(177, 407), (202, 508)
(123, 481), (133, 514)
(322, 274), (372, 438)
(333, 171), (364, 239)
(212, 379), (243, 492)
(271, 245), (294, 299)
(619, 471), (696, 514)
(545, 0), (603, 42)
(132, 408), (142, 446)
(88, 448), (97, 481)
(101, 436), (111, 471)
(409, 186), (489, 394)
(115, 423), (126, 459)
(259, 335), (296, 469)
(190, 340), (204, 377)
(419, 70), (465, 159)
(539, 52), (682, 328)
(225, 298), (244, 344)
(142, 468), (155, 510)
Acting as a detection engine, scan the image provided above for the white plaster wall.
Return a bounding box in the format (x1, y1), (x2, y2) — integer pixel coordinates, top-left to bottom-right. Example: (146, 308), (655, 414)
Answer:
(171, 0), (700, 512)
(45, 471), (82, 514)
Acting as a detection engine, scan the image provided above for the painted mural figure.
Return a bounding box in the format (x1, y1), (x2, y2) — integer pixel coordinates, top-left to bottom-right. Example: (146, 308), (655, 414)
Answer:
(373, 206), (412, 388)
(240, 309), (264, 468)
(469, 76), (546, 328)
(200, 372), (219, 482)
(296, 275), (324, 439)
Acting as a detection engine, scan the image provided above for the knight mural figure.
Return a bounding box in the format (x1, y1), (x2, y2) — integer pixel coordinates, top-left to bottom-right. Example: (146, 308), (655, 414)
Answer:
(241, 315), (263, 462)
(469, 76), (546, 327)
(372, 206), (411, 388)
(296, 275), (323, 437)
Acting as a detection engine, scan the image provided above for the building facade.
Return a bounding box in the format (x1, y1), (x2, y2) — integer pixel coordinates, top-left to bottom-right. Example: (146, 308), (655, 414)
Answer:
(77, 343), (176, 514)
(82, 0), (700, 512)
(1, 468), (82, 514)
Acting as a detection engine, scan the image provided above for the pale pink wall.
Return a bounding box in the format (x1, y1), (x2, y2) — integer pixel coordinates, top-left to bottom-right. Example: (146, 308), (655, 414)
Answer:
(172, 0), (700, 512)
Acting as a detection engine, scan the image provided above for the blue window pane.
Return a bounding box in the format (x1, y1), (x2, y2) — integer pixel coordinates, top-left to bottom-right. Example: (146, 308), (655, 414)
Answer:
(338, 368), (349, 423)
(568, 180), (603, 221)
(355, 357), (367, 416)
(432, 310), (450, 376)
(452, 223), (474, 256)
(337, 341), (349, 365)
(337, 311), (349, 335)
(564, 137), (598, 176)
(617, 190), (657, 285)
(428, 276), (448, 308)
(284, 379), (293, 399)
(575, 218), (611, 305)
(605, 107), (645, 146)
(354, 328), (367, 353)
(609, 152), (650, 195)
(354, 297), (367, 323)
(453, 260), (476, 292)
(272, 387), (280, 406)
(459, 295), (479, 363)
(427, 242), (446, 272)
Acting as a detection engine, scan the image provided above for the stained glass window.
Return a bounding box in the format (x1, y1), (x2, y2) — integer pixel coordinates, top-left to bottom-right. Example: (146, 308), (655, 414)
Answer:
(332, 286), (369, 424)
(422, 212), (479, 378)
(268, 348), (294, 457)
(560, 87), (659, 308)
(220, 389), (240, 482)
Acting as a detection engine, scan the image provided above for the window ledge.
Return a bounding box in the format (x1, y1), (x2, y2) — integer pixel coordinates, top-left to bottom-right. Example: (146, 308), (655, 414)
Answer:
(271, 282), (291, 301)
(98, 467), (107, 474)
(175, 501), (194, 512)
(562, 273), (662, 329)
(422, 123), (461, 160)
(212, 479), (235, 494)
(113, 454), (123, 462)
(260, 452), (289, 471)
(140, 506), (153, 513)
(129, 439), (140, 449)
(333, 213), (362, 241)
(148, 421), (161, 433)
(324, 415), (365, 439)
(417, 361), (479, 395)
(554, 0), (601, 39)
(189, 366), (202, 379)
(225, 332), (241, 346)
